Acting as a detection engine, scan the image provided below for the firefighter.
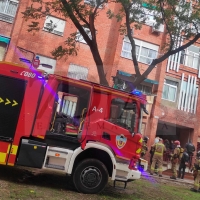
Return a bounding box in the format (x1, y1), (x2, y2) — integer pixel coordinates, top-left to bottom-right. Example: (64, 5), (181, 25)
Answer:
(141, 136), (149, 158)
(178, 148), (189, 179)
(190, 151), (200, 192)
(185, 141), (195, 169)
(149, 137), (159, 174)
(170, 140), (181, 180)
(150, 138), (166, 177)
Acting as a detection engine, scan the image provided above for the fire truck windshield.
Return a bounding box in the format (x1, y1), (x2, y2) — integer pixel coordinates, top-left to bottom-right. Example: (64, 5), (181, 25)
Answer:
(109, 98), (137, 133)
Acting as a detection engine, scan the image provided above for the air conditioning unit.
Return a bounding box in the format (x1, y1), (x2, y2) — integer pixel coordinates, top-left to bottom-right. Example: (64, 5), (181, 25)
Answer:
(152, 24), (164, 33)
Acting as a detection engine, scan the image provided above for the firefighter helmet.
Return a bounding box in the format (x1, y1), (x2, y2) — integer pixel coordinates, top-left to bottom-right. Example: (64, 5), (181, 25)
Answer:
(174, 140), (180, 145)
(143, 136), (149, 142)
(154, 137), (159, 144)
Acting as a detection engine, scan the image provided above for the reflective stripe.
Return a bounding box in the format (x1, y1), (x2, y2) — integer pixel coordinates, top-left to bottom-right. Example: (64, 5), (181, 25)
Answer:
(36, 135), (45, 139)
(136, 148), (141, 153)
(10, 145), (18, 155)
(7, 145), (11, 153)
(7, 163), (14, 166)
(154, 152), (163, 155)
(0, 153), (6, 163)
(155, 143), (164, 155)
(139, 138), (143, 143)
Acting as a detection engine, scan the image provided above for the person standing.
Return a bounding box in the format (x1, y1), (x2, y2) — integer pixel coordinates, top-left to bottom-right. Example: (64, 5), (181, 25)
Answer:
(164, 139), (170, 150)
(150, 138), (166, 177)
(141, 136), (149, 158)
(185, 141), (195, 169)
(170, 140), (175, 151)
(150, 137), (159, 164)
(170, 140), (181, 180)
(164, 139), (170, 162)
(190, 151), (200, 192)
(178, 148), (189, 179)
(138, 136), (149, 171)
(149, 137), (159, 174)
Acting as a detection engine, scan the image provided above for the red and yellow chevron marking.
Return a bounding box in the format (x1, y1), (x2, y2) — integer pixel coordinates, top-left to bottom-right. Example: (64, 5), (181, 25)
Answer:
(0, 152), (7, 164)
(0, 142), (10, 165)
(10, 145), (18, 155)
(0, 142), (18, 166)
(7, 145), (18, 165)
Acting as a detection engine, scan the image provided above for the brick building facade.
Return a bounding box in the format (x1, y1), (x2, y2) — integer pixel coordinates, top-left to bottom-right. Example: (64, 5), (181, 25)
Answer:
(0, 0), (200, 160)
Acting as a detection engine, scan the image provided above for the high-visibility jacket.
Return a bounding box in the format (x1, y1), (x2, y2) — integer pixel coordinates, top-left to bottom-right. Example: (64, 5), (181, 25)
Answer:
(153, 142), (166, 156)
(172, 147), (180, 159)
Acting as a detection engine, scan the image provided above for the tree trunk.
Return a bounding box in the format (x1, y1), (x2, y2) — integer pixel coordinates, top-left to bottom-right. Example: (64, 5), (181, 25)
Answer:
(90, 44), (109, 86)
(132, 64), (156, 89)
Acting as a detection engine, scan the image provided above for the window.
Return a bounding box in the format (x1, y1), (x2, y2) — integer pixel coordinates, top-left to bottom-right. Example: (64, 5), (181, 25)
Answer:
(57, 92), (78, 117)
(84, 0), (104, 8)
(179, 45), (200, 69)
(0, 36), (10, 61)
(162, 79), (178, 102)
(52, 86), (90, 136)
(67, 63), (88, 80)
(142, 7), (156, 26)
(133, 3), (160, 26)
(176, 1), (192, 17)
(121, 37), (158, 65)
(76, 27), (92, 44)
(109, 98), (137, 132)
(36, 55), (56, 74)
(0, 42), (6, 61)
(136, 84), (152, 95)
(0, 0), (18, 23)
(43, 16), (66, 36)
(185, 46), (199, 69)
(180, 50), (185, 64)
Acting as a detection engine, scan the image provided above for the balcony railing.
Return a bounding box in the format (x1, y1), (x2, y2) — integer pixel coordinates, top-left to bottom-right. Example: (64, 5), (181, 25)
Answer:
(0, 0), (18, 23)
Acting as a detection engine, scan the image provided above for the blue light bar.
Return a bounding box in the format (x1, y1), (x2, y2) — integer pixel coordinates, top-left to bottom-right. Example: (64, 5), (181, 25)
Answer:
(19, 58), (31, 63)
(131, 90), (142, 96)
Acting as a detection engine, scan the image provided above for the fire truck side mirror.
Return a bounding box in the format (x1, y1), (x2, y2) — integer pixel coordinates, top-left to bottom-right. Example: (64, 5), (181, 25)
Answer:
(141, 104), (149, 115)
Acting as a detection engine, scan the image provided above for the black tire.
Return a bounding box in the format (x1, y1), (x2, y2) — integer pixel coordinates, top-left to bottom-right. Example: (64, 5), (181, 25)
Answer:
(73, 159), (108, 194)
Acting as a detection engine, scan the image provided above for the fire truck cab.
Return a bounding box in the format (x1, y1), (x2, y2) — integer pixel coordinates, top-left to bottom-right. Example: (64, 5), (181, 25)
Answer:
(0, 62), (147, 194)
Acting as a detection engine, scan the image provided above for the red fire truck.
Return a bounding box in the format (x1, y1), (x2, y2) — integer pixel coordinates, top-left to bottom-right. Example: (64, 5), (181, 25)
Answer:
(0, 62), (147, 194)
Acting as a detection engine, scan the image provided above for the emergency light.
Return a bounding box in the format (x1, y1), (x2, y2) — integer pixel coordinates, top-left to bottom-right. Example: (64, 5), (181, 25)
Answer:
(131, 90), (142, 96)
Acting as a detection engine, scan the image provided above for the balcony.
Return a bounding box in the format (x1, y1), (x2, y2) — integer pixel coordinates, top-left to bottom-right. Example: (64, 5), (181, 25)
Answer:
(0, 0), (18, 23)
(0, 12), (14, 23)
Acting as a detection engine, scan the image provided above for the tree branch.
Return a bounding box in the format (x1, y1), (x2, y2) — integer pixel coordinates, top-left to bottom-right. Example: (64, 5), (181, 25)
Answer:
(132, 33), (200, 89)
(123, 4), (141, 77)
(72, 5), (90, 27)
(158, 0), (173, 52)
(155, 33), (200, 65)
(60, 0), (92, 46)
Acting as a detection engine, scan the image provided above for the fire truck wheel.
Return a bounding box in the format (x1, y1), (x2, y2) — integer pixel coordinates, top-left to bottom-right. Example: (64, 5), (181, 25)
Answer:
(73, 159), (108, 194)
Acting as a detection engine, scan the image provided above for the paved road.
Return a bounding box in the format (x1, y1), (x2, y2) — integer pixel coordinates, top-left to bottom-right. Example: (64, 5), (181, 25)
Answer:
(142, 171), (194, 185)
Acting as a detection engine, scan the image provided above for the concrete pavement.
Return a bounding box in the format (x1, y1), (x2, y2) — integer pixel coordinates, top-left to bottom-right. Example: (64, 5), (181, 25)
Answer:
(141, 171), (194, 185)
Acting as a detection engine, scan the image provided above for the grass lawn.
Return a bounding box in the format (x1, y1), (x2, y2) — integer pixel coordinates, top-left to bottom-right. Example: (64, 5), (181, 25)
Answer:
(0, 165), (199, 200)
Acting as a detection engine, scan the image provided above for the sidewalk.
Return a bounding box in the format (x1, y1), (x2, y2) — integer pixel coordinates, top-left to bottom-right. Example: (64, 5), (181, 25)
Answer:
(141, 170), (194, 185)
